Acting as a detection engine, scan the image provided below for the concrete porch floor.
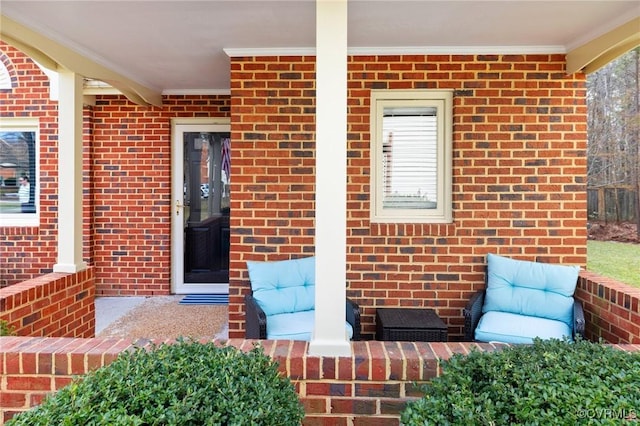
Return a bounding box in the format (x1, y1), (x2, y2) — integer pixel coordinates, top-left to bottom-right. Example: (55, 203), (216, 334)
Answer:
(95, 296), (229, 341)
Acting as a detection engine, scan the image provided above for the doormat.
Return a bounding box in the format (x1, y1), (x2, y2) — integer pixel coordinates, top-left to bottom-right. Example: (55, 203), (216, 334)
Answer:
(179, 294), (229, 305)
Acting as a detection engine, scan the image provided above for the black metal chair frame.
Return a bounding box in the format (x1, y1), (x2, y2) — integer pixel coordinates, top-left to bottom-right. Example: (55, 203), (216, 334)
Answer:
(245, 294), (361, 340)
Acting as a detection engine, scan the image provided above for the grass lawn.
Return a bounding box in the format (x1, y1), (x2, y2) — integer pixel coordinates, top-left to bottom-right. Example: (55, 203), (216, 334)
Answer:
(587, 240), (640, 288)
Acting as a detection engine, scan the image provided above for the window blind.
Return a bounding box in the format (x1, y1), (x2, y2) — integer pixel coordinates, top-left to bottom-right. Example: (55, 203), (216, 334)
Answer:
(381, 107), (438, 210)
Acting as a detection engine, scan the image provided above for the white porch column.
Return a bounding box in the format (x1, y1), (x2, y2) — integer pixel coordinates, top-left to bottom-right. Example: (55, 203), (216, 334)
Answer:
(308, 0), (350, 357)
(53, 70), (87, 273)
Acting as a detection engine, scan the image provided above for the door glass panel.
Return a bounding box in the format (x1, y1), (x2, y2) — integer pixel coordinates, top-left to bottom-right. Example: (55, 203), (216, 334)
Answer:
(183, 132), (230, 283)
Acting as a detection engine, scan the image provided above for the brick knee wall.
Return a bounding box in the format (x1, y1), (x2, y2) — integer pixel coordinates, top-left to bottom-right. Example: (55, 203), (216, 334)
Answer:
(2, 337), (639, 425)
(0, 269), (95, 338)
(0, 338), (502, 424)
(576, 271), (640, 344)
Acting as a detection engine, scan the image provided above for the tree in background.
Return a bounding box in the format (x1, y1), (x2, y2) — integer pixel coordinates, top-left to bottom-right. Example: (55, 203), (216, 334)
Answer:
(587, 47), (640, 238)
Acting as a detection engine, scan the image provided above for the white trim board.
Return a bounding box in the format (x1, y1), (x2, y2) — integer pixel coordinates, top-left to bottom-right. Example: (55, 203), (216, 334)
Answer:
(224, 45), (566, 58)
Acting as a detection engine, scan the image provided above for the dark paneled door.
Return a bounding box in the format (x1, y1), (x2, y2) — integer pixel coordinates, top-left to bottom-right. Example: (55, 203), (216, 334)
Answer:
(183, 132), (231, 284)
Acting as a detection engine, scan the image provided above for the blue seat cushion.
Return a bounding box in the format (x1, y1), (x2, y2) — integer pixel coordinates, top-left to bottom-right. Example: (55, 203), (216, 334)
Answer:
(267, 310), (354, 341)
(475, 311), (573, 344)
(247, 256), (315, 316)
(483, 253), (580, 328)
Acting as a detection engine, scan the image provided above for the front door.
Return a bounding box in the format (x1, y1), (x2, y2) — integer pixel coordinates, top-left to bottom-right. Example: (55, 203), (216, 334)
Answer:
(171, 118), (230, 294)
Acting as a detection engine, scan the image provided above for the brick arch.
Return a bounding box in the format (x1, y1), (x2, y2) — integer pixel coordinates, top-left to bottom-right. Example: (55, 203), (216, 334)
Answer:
(0, 50), (17, 90)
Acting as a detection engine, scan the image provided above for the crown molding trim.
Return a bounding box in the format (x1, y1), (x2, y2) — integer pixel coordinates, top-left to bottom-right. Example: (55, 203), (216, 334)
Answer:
(224, 45), (566, 58)
(162, 89), (231, 96)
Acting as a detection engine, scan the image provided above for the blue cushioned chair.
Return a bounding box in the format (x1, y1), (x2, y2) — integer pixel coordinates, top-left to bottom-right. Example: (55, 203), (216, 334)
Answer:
(464, 253), (585, 344)
(244, 256), (360, 340)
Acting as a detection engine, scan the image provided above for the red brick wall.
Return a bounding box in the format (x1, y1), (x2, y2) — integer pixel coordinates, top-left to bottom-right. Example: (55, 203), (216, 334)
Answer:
(228, 54), (588, 339)
(3, 44), (589, 337)
(577, 271), (640, 344)
(0, 43), (59, 287)
(0, 269), (95, 338)
(88, 95), (230, 295)
(83, 107), (95, 267)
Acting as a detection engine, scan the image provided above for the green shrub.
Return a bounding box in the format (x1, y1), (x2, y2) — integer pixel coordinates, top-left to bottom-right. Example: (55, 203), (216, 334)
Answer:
(7, 339), (304, 425)
(0, 319), (16, 336)
(401, 338), (640, 425)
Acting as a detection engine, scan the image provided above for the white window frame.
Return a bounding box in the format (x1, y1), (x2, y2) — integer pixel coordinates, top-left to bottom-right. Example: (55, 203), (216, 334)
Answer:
(0, 61), (12, 89)
(370, 90), (453, 223)
(0, 118), (40, 227)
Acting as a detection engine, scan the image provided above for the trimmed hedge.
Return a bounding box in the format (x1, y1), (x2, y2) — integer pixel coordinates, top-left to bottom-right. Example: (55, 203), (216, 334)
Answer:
(7, 340), (304, 425)
(402, 338), (640, 425)
(0, 319), (16, 336)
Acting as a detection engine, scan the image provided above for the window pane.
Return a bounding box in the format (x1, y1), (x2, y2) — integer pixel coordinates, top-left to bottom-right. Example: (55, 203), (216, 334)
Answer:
(0, 131), (37, 215)
(381, 107), (437, 210)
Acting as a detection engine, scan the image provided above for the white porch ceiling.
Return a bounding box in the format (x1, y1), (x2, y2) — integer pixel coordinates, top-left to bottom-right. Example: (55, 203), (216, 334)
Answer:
(1, 0), (639, 94)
